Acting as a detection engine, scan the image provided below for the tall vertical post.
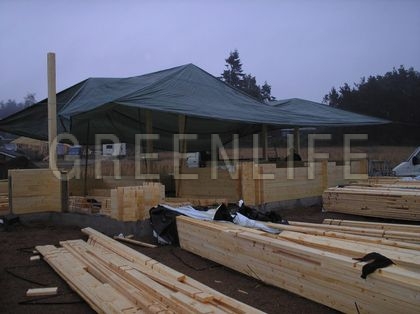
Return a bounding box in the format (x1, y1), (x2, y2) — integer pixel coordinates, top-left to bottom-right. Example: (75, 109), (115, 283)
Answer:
(261, 124), (268, 161)
(293, 127), (300, 155)
(145, 109), (153, 176)
(176, 114), (187, 197)
(47, 53), (57, 170)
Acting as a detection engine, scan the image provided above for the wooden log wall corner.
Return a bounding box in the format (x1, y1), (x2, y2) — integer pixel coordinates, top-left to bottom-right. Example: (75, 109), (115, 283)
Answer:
(8, 169), (67, 214)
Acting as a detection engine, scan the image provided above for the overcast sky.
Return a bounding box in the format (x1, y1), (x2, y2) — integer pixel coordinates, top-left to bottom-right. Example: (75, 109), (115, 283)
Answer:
(1, 0), (419, 104)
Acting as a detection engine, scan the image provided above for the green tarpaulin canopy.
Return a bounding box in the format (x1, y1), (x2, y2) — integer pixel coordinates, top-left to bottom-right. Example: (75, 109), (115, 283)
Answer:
(0, 64), (388, 151)
(269, 98), (385, 125)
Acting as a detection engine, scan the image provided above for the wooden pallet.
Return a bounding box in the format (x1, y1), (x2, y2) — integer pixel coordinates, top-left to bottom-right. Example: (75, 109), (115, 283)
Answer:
(36, 227), (262, 314)
(176, 216), (420, 314)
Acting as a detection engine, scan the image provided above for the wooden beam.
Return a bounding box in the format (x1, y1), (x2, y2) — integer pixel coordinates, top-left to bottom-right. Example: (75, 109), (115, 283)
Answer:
(261, 124), (268, 161)
(35, 228), (263, 313)
(47, 52), (57, 170)
(113, 235), (157, 248)
(176, 114), (187, 197)
(177, 216), (420, 314)
(145, 109), (153, 175)
(293, 127), (300, 154)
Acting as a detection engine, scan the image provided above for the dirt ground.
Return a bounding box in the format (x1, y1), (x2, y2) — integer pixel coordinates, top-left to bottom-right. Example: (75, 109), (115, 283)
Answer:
(0, 206), (412, 314)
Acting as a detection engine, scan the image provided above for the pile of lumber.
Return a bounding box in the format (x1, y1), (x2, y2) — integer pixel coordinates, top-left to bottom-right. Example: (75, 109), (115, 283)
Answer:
(177, 216), (420, 313)
(110, 182), (165, 221)
(100, 197), (112, 216)
(323, 183), (420, 220)
(0, 193), (8, 212)
(163, 197), (228, 207)
(36, 227), (262, 314)
(68, 196), (101, 214)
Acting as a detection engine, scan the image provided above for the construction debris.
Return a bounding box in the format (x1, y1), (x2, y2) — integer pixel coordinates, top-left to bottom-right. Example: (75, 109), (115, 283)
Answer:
(322, 182), (420, 220)
(29, 255), (40, 261)
(36, 227), (263, 314)
(26, 287), (58, 297)
(176, 216), (420, 313)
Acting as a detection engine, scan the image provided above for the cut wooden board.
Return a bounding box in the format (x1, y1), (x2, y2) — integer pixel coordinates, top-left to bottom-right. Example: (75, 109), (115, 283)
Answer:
(113, 236), (157, 248)
(36, 227), (262, 314)
(177, 216), (420, 314)
(26, 287), (58, 297)
(323, 184), (420, 221)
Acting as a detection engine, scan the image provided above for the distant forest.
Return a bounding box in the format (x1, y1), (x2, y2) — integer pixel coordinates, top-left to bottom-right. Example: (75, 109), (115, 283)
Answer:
(0, 93), (36, 119)
(322, 66), (420, 145)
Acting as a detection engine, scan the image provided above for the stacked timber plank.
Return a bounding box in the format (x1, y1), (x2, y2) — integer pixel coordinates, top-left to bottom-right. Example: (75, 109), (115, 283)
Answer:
(36, 227), (262, 314)
(163, 197), (229, 207)
(68, 196), (100, 214)
(9, 169), (65, 214)
(0, 193), (8, 212)
(177, 216), (420, 313)
(100, 197), (112, 216)
(110, 183), (165, 221)
(323, 183), (420, 220)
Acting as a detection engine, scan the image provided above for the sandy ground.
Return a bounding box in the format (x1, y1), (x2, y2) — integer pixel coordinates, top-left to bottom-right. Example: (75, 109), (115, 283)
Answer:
(0, 205), (409, 314)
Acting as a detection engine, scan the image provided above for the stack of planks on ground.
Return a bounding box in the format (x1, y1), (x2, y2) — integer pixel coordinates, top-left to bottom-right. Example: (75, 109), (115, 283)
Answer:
(110, 182), (165, 221)
(322, 182), (420, 220)
(177, 216), (420, 313)
(36, 227), (262, 314)
(0, 179), (8, 212)
(0, 193), (8, 212)
(163, 197), (229, 207)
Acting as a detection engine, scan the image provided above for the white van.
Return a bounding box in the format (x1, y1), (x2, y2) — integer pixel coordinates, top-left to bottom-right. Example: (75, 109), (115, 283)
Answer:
(392, 147), (420, 176)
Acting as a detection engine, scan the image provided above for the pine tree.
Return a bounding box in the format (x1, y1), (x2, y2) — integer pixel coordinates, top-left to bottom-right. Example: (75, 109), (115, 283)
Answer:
(221, 49), (244, 87)
(220, 49), (274, 102)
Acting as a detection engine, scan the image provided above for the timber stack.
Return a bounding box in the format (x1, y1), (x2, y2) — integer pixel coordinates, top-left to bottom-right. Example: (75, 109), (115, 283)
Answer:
(36, 227), (263, 314)
(322, 183), (420, 221)
(177, 216), (420, 313)
(110, 182), (165, 221)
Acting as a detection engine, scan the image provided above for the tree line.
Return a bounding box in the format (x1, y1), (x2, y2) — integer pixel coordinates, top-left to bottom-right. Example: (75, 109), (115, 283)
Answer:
(0, 93), (36, 119)
(322, 66), (420, 145)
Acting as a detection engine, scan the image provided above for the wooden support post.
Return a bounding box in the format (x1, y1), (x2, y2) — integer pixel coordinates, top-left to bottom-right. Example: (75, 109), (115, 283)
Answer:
(145, 110), (153, 176)
(321, 160), (328, 191)
(178, 114), (186, 153)
(47, 53), (57, 170)
(293, 127), (300, 155)
(261, 124), (268, 161)
(83, 121), (90, 196)
(176, 115), (187, 197)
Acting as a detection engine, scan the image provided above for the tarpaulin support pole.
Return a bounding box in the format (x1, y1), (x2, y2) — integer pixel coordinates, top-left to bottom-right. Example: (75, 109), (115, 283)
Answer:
(261, 124), (268, 161)
(145, 110), (153, 176)
(47, 52), (57, 170)
(176, 114), (186, 197)
(293, 127), (300, 155)
(83, 121), (90, 196)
